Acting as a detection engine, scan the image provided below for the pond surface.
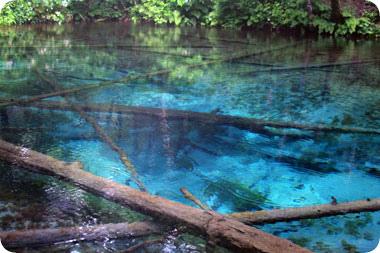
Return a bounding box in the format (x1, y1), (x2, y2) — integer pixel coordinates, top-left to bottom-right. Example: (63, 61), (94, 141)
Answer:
(0, 22), (380, 252)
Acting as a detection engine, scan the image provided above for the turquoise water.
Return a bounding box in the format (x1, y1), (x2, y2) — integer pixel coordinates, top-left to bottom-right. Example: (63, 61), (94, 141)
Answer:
(0, 23), (380, 252)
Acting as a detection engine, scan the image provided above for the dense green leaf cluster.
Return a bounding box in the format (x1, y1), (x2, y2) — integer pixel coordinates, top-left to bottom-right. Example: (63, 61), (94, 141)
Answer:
(0, 0), (379, 36)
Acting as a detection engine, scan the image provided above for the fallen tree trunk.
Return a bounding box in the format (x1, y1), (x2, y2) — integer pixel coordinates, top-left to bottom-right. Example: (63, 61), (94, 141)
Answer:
(0, 139), (310, 253)
(228, 198), (380, 225)
(25, 101), (380, 135)
(0, 43), (301, 109)
(0, 221), (161, 249)
(35, 70), (146, 192)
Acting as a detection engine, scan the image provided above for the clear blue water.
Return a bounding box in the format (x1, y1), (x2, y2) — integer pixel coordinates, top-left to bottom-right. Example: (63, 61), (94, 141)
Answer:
(0, 23), (380, 252)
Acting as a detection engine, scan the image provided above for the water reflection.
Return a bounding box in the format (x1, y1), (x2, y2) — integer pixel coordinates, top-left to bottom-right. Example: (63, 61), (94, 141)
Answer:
(0, 22), (379, 252)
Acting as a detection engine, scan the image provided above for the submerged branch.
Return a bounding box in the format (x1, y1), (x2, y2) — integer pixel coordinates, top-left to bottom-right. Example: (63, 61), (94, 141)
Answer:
(229, 198), (380, 225)
(24, 101), (380, 135)
(180, 187), (210, 210)
(0, 221), (161, 249)
(34, 70), (147, 192)
(237, 58), (380, 75)
(0, 43), (301, 109)
(0, 139), (310, 253)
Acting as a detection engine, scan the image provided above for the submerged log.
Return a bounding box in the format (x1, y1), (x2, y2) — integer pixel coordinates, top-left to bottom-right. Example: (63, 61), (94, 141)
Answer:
(0, 139), (310, 253)
(0, 221), (161, 249)
(35, 70), (147, 192)
(239, 58), (380, 75)
(25, 101), (380, 135)
(228, 198), (380, 225)
(0, 44), (301, 109)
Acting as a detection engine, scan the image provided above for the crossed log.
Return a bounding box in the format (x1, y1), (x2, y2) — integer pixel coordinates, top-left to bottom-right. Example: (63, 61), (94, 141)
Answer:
(34, 69), (147, 191)
(0, 139), (310, 253)
(0, 139), (379, 251)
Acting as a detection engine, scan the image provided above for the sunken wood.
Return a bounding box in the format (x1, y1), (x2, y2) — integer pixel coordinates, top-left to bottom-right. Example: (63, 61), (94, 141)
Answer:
(25, 100), (380, 135)
(228, 198), (380, 225)
(0, 221), (161, 249)
(180, 187), (210, 210)
(0, 139), (310, 253)
(35, 70), (146, 191)
(0, 43), (300, 109)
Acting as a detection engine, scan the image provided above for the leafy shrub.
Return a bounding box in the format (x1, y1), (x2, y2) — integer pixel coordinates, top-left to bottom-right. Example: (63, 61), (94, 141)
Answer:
(0, 0), (379, 36)
(69, 0), (130, 21)
(0, 0), (70, 24)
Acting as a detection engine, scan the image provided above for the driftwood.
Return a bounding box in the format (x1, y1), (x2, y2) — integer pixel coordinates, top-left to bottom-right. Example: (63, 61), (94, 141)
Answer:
(24, 101), (380, 135)
(35, 70), (146, 192)
(0, 139), (310, 253)
(228, 198), (380, 225)
(0, 43), (301, 109)
(180, 187), (210, 210)
(0, 221), (161, 249)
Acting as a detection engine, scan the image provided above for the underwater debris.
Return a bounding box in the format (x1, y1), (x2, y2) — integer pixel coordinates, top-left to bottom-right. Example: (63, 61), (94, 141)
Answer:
(343, 213), (373, 238)
(367, 168), (380, 178)
(331, 196), (338, 205)
(363, 231), (374, 241)
(341, 240), (359, 253)
(174, 154), (198, 171)
(210, 108), (222, 115)
(312, 241), (334, 253)
(288, 237), (311, 248)
(203, 178), (267, 212)
(272, 154), (339, 174)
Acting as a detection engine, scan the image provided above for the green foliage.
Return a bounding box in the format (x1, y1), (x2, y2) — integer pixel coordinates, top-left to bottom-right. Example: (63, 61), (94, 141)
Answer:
(130, 0), (213, 25)
(130, 0), (182, 25)
(0, 0), (70, 25)
(69, 0), (131, 21)
(0, 0), (379, 36)
(212, 0), (379, 36)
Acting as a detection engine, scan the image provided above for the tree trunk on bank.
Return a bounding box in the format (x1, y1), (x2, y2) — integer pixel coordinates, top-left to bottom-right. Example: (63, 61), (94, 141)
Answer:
(0, 139), (310, 253)
(330, 0), (344, 23)
(307, 0), (313, 18)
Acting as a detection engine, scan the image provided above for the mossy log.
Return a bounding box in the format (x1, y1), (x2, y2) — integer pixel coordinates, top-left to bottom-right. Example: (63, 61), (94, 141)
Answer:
(0, 43), (301, 109)
(34, 70), (146, 192)
(0, 139), (310, 253)
(25, 101), (380, 135)
(228, 198), (380, 225)
(0, 221), (161, 249)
